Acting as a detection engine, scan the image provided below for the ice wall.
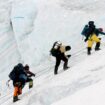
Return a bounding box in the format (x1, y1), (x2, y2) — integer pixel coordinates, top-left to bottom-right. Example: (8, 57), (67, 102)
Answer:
(11, 0), (37, 66)
(0, 0), (21, 75)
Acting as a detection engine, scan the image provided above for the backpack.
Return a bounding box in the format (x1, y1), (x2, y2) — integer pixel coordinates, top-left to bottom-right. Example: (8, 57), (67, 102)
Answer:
(50, 41), (61, 57)
(81, 25), (89, 37)
(9, 63), (26, 80)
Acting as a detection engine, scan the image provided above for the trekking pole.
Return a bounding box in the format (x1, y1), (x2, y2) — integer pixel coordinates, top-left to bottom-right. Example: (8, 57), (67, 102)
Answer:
(82, 35), (84, 40)
(6, 79), (11, 88)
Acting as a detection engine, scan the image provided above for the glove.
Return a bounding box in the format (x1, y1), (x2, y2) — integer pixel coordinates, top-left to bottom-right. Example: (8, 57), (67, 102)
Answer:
(84, 38), (88, 42)
(67, 55), (71, 58)
(28, 74), (35, 77)
(99, 38), (101, 40)
(32, 74), (35, 77)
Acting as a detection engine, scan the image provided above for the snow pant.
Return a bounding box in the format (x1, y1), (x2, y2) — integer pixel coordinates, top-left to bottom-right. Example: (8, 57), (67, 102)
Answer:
(87, 34), (100, 54)
(14, 85), (22, 97)
(13, 81), (22, 102)
(54, 53), (68, 74)
(13, 74), (27, 102)
(19, 77), (33, 89)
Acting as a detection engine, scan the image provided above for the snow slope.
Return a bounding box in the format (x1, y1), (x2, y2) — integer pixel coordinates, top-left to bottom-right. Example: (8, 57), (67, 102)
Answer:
(52, 80), (105, 105)
(0, 0), (20, 75)
(1, 46), (105, 105)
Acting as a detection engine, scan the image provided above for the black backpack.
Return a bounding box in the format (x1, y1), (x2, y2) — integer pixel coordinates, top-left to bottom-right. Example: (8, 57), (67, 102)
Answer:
(9, 63), (25, 80)
(50, 41), (61, 57)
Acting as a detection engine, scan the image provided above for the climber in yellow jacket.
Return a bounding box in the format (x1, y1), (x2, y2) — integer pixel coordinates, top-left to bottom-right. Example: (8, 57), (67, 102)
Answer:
(84, 21), (105, 55)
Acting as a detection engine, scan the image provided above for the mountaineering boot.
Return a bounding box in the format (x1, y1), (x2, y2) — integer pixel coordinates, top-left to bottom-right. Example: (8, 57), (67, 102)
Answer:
(13, 96), (20, 102)
(87, 47), (91, 55)
(54, 66), (58, 75)
(64, 66), (70, 70)
(54, 70), (58, 75)
(63, 60), (69, 70)
(29, 80), (33, 89)
(95, 42), (101, 51)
